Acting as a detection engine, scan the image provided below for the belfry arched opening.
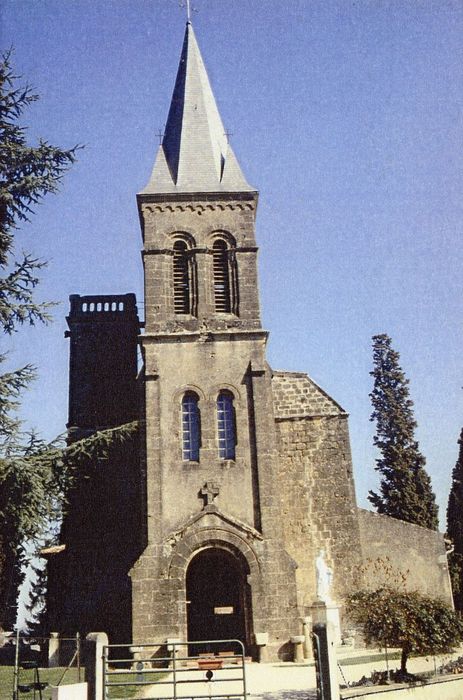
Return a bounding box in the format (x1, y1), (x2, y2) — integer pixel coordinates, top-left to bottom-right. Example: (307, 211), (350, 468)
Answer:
(186, 547), (252, 653)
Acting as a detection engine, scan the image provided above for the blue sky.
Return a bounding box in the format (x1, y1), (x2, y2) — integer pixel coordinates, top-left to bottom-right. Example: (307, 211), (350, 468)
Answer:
(2, 0), (462, 530)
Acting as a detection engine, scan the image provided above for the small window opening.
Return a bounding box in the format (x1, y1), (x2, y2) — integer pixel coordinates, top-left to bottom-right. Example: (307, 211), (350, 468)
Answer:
(213, 240), (231, 313)
(173, 240), (191, 314)
(182, 392), (200, 461)
(217, 391), (236, 460)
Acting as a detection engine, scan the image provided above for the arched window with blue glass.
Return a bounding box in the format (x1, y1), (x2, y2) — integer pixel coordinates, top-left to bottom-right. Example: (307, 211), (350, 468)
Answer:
(182, 392), (201, 461)
(217, 391), (236, 460)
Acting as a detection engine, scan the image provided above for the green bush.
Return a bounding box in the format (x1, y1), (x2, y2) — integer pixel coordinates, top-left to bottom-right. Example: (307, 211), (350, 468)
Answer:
(347, 587), (463, 674)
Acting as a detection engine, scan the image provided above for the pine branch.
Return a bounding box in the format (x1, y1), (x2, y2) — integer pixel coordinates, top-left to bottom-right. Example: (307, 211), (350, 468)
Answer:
(0, 361), (36, 447)
(0, 51), (81, 262)
(0, 253), (55, 333)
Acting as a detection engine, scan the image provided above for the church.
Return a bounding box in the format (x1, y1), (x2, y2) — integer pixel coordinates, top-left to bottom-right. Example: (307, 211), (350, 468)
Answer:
(44, 20), (452, 662)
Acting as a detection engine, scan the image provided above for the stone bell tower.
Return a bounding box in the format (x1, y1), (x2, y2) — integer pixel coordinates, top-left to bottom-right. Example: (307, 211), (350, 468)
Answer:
(46, 14), (454, 659)
(131, 21), (300, 659)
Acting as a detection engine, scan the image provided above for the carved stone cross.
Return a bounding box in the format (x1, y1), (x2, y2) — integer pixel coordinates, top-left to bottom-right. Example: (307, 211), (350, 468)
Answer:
(200, 481), (220, 508)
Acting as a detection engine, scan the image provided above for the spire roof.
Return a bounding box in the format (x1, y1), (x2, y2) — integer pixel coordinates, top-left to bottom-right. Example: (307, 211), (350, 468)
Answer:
(141, 22), (254, 195)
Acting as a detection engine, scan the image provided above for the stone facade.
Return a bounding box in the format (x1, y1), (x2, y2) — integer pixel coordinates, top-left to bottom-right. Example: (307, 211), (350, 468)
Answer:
(273, 372), (363, 614)
(45, 20), (453, 662)
(131, 187), (303, 660)
(140, 195), (261, 334)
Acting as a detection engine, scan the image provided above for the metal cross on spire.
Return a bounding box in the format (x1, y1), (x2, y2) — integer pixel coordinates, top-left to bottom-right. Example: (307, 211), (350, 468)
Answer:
(179, 0), (197, 23)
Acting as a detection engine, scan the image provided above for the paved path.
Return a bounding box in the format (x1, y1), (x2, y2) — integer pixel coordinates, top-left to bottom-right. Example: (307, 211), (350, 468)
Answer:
(251, 691), (317, 700)
(137, 648), (463, 700)
(138, 662), (316, 699)
(245, 663), (316, 697)
(245, 662), (316, 699)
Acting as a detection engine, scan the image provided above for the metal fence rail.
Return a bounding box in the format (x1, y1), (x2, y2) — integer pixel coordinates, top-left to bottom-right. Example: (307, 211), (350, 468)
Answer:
(102, 639), (247, 700)
(2, 633), (82, 700)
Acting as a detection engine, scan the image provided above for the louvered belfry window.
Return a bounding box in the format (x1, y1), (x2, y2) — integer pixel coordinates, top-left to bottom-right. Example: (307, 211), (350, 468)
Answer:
(213, 240), (231, 313)
(182, 392), (200, 461)
(173, 240), (190, 314)
(217, 391), (236, 460)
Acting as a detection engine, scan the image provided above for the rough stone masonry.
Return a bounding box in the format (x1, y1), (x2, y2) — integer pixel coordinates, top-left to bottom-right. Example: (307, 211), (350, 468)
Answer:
(45, 20), (453, 662)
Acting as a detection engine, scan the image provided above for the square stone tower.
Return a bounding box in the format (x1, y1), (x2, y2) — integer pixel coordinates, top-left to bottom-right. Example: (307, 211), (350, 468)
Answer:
(131, 21), (301, 659)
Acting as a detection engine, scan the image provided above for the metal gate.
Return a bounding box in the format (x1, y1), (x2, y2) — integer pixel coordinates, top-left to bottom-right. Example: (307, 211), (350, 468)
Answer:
(102, 639), (247, 700)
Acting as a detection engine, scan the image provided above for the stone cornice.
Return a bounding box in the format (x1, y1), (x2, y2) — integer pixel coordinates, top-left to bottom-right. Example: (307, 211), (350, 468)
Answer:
(141, 329), (268, 344)
(142, 248), (174, 256)
(142, 245), (258, 256)
(139, 201), (256, 216)
(137, 191), (258, 205)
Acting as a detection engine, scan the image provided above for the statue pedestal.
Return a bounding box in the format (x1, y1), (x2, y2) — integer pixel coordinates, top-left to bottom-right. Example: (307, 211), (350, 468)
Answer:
(311, 600), (342, 646)
(311, 601), (341, 700)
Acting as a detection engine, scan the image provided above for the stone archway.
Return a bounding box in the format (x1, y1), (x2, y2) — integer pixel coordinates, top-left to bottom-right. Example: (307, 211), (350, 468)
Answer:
(186, 546), (252, 653)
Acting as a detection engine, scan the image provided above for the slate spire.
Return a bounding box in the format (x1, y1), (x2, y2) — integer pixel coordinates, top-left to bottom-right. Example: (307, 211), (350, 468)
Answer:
(141, 22), (254, 194)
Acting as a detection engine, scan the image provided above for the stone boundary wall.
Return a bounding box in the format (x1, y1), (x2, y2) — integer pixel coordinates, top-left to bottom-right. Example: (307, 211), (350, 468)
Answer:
(358, 509), (453, 604)
(341, 675), (463, 700)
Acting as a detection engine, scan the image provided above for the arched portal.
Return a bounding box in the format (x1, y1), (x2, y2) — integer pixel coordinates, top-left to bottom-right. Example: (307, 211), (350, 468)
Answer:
(186, 547), (252, 653)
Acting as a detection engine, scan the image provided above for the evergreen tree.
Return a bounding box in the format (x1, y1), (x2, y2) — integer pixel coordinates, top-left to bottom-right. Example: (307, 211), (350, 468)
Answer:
(0, 52), (141, 630)
(0, 47), (79, 448)
(25, 561), (48, 636)
(0, 50), (78, 341)
(0, 419), (139, 628)
(446, 428), (463, 611)
(0, 49), (78, 628)
(368, 334), (438, 530)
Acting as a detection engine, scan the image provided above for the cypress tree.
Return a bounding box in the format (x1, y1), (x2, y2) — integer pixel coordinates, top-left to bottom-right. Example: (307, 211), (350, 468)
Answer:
(446, 429), (463, 610)
(368, 334), (438, 530)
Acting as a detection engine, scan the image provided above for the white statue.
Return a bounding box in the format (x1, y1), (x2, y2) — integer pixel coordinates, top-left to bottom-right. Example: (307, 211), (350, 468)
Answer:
(316, 549), (333, 603)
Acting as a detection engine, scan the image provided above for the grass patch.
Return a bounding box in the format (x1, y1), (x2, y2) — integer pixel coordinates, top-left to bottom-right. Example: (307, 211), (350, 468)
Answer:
(0, 666), (83, 700)
(106, 669), (170, 699)
(0, 664), (170, 700)
(339, 652), (401, 666)
(106, 671), (146, 699)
